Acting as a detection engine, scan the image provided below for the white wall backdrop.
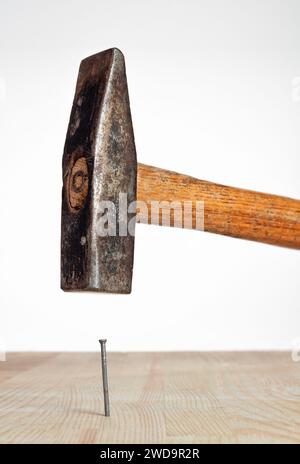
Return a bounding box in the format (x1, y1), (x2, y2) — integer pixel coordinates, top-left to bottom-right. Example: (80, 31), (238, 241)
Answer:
(1, 0), (300, 351)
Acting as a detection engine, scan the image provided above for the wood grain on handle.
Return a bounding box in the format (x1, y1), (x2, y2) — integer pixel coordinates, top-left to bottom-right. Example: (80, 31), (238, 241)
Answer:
(137, 163), (300, 249)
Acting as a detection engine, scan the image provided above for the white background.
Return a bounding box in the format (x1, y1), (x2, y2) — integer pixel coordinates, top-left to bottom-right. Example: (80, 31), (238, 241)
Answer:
(0, 0), (299, 351)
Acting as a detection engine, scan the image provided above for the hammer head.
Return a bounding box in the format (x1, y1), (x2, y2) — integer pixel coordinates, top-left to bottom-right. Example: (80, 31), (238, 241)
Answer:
(61, 49), (137, 293)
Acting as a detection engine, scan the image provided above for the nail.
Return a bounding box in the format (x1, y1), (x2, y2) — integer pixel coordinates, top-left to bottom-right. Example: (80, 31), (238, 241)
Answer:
(99, 339), (110, 417)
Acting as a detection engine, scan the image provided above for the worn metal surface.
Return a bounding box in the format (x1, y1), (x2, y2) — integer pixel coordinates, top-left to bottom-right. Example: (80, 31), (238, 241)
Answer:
(61, 48), (137, 293)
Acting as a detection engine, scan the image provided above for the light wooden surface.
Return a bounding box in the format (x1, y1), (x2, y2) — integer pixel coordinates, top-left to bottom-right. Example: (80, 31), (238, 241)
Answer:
(0, 352), (299, 444)
(137, 163), (300, 249)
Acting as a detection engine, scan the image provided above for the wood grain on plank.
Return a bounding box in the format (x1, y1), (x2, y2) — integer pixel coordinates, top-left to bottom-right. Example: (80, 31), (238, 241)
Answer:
(137, 164), (300, 249)
(0, 352), (300, 444)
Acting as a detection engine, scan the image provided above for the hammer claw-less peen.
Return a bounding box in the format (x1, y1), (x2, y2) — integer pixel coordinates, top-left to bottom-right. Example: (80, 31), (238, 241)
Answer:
(61, 49), (136, 293)
(61, 48), (300, 294)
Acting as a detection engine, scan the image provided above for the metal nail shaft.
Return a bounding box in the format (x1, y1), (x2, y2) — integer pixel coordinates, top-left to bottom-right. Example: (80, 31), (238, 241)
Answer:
(99, 339), (110, 417)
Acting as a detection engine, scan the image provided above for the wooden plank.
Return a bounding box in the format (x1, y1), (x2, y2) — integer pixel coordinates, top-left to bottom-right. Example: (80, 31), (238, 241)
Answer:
(0, 352), (299, 444)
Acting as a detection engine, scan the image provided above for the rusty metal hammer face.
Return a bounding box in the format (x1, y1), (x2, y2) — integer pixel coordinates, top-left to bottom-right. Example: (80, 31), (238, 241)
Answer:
(61, 49), (137, 293)
(61, 49), (300, 294)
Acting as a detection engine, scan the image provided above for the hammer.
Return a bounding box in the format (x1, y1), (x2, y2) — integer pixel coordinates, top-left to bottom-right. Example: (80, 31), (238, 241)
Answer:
(61, 48), (300, 294)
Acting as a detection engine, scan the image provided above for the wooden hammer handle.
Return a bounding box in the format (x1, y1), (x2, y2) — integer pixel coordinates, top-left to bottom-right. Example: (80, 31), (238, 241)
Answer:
(137, 163), (300, 249)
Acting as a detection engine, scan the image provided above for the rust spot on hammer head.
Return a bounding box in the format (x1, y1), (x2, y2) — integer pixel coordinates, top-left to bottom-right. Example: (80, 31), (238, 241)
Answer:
(61, 49), (137, 293)
(67, 156), (89, 212)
